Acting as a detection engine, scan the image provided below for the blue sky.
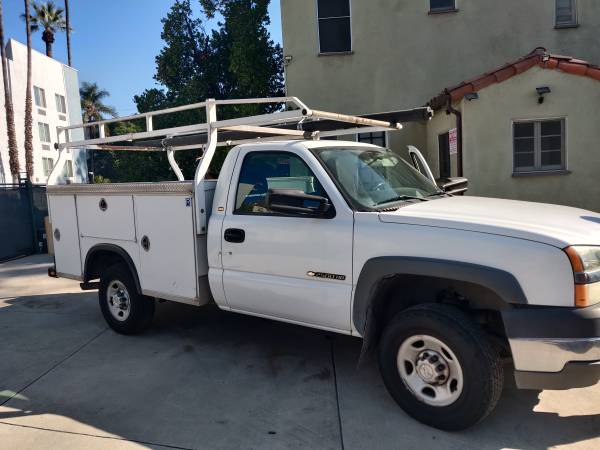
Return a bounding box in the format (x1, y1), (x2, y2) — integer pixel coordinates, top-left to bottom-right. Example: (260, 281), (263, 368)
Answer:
(4, 1), (282, 116)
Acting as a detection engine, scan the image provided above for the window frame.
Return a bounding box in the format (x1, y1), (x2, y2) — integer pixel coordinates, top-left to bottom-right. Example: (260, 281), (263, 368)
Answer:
(555, 0), (578, 28)
(512, 118), (567, 174)
(429, 0), (457, 14)
(38, 122), (51, 143)
(357, 131), (387, 147)
(316, 0), (353, 55)
(42, 157), (54, 176)
(233, 150), (336, 219)
(55, 93), (67, 114)
(34, 86), (47, 108)
(62, 159), (73, 177)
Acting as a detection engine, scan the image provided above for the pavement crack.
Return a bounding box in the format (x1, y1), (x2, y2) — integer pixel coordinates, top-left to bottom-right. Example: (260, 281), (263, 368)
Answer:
(329, 336), (345, 450)
(0, 421), (194, 450)
(0, 327), (109, 407)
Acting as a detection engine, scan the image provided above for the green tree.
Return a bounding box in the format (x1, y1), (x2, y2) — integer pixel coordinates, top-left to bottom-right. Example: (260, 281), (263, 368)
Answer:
(27, 1), (67, 58)
(80, 81), (117, 123)
(125, 0), (283, 182)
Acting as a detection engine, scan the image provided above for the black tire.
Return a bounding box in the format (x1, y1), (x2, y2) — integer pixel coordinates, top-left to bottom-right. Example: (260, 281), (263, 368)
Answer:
(99, 263), (154, 335)
(378, 303), (503, 431)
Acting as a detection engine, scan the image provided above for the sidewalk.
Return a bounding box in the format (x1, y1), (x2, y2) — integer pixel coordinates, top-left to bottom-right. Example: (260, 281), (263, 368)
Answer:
(1, 255), (599, 449)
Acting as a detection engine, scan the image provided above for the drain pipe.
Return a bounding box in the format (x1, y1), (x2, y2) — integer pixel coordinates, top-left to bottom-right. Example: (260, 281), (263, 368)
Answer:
(445, 94), (463, 177)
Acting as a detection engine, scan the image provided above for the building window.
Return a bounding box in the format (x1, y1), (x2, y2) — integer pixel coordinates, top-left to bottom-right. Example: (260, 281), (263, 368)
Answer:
(430, 0), (456, 13)
(38, 122), (51, 143)
(63, 160), (73, 178)
(42, 157), (54, 176)
(34, 86), (47, 108)
(556, 0), (577, 27)
(357, 131), (386, 147)
(55, 94), (67, 114)
(317, 0), (351, 53)
(513, 119), (565, 173)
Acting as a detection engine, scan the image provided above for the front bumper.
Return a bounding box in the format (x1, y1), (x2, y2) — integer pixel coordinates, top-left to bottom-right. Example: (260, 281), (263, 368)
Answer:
(502, 303), (600, 390)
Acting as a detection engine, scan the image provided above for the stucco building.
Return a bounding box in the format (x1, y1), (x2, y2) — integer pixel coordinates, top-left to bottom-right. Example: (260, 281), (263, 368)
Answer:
(0, 39), (87, 185)
(280, 0), (600, 210)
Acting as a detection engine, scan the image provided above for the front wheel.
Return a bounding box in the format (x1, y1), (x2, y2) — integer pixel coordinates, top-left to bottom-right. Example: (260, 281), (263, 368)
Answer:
(378, 303), (503, 431)
(99, 263), (155, 335)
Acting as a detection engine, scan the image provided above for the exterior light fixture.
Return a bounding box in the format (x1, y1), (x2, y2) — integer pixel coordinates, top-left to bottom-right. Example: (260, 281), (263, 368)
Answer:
(465, 92), (479, 101)
(284, 55), (293, 65)
(536, 86), (551, 104)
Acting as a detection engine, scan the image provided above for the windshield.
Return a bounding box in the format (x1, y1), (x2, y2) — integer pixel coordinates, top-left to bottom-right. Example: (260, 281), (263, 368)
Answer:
(315, 146), (441, 209)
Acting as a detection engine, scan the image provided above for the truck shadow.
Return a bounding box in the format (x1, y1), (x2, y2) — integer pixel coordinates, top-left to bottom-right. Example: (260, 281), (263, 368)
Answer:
(0, 293), (598, 450)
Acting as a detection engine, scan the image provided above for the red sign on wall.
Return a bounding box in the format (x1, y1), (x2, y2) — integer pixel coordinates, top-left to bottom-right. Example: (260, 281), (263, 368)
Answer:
(449, 128), (458, 155)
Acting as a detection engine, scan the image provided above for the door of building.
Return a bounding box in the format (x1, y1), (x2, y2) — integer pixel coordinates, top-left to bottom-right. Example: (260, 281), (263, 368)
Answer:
(438, 132), (451, 179)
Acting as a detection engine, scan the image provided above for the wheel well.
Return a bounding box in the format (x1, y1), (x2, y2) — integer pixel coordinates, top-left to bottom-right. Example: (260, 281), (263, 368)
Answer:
(84, 245), (141, 294)
(360, 274), (511, 363)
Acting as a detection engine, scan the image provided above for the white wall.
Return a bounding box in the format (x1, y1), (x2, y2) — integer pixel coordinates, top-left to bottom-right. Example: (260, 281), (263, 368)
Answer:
(0, 39), (87, 184)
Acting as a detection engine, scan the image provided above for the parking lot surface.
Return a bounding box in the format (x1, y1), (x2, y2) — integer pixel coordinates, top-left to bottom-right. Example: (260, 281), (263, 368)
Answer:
(1, 255), (599, 449)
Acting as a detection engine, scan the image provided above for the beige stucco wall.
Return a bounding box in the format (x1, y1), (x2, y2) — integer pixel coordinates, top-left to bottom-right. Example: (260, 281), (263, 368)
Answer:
(432, 67), (600, 212)
(281, 0), (600, 123)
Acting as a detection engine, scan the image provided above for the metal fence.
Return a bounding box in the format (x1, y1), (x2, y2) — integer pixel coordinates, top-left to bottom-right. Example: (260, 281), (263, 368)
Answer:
(0, 183), (48, 262)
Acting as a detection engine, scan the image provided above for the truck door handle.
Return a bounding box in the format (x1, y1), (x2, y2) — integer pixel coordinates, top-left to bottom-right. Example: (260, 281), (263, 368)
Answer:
(224, 228), (245, 243)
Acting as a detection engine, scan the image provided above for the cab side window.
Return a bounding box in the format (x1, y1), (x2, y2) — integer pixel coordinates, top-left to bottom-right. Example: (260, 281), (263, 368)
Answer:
(235, 152), (328, 214)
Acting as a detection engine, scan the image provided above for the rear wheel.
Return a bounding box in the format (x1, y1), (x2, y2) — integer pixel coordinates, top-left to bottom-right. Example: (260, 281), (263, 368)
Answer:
(378, 303), (503, 431)
(99, 263), (154, 334)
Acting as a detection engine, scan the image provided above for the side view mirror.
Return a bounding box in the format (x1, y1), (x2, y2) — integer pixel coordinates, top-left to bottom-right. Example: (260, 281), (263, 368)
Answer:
(266, 189), (332, 217)
(437, 177), (468, 195)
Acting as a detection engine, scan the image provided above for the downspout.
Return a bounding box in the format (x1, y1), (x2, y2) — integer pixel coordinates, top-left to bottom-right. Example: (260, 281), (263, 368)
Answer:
(445, 94), (463, 177)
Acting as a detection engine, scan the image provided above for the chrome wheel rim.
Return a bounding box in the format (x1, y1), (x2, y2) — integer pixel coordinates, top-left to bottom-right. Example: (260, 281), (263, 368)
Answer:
(397, 334), (463, 407)
(106, 280), (131, 322)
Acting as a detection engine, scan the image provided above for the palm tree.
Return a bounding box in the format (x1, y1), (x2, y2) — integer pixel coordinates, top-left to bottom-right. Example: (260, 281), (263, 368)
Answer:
(0, 0), (20, 181)
(24, 0), (34, 180)
(80, 82), (117, 123)
(28, 1), (67, 58)
(79, 82), (116, 175)
(64, 0), (71, 66)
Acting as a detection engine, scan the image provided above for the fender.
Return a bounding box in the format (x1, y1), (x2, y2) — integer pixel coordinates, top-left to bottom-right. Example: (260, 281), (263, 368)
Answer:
(83, 244), (142, 294)
(353, 256), (527, 336)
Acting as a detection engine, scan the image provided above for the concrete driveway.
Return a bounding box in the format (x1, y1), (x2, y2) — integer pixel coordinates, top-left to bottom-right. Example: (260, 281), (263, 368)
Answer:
(1, 255), (598, 450)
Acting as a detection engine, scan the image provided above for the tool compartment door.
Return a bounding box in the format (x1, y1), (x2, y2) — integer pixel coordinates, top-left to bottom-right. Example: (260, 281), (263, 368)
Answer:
(134, 194), (197, 301)
(48, 194), (82, 277)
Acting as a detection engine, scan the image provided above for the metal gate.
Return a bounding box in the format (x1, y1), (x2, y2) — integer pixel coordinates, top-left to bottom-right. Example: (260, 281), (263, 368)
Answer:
(0, 183), (48, 262)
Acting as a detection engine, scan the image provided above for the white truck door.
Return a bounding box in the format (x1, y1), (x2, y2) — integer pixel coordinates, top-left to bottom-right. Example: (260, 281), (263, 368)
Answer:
(220, 147), (353, 332)
(407, 145), (436, 184)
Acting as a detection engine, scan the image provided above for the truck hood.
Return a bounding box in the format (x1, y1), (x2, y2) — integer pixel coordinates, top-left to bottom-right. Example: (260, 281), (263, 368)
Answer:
(379, 196), (600, 248)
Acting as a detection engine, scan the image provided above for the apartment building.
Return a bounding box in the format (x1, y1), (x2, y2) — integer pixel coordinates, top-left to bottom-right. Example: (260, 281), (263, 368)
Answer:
(0, 39), (87, 184)
(281, 0), (600, 210)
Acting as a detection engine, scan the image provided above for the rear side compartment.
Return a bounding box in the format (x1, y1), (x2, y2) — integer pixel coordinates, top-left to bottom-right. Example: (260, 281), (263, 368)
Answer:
(47, 182), (215, 305)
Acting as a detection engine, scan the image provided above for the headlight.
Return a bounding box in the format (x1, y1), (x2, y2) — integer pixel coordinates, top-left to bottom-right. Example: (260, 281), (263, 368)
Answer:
(564, 246), (600, 307)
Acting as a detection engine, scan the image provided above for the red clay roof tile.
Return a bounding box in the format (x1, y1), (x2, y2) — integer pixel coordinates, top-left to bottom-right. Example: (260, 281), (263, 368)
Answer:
(428, 48), (600, 109)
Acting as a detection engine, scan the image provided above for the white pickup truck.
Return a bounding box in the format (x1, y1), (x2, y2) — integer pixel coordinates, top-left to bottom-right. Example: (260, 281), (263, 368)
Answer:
(47, 98), (600, 431)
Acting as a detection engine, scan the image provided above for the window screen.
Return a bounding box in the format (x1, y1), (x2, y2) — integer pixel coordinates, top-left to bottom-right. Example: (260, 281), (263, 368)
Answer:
(235, 152), (327, 214)
(34, 86), (47, 108)
(63, 160), (73, 177)
(513, 119), (565, 172)
(55, 94), (67, 114)
(430, 0), (456, 12)
(38, 122), (51, 143)
(42, 157), (54, 176)
(357, 132), (386, 147)
(556, 0), (577, 26)
(317, 0), (351, 53)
